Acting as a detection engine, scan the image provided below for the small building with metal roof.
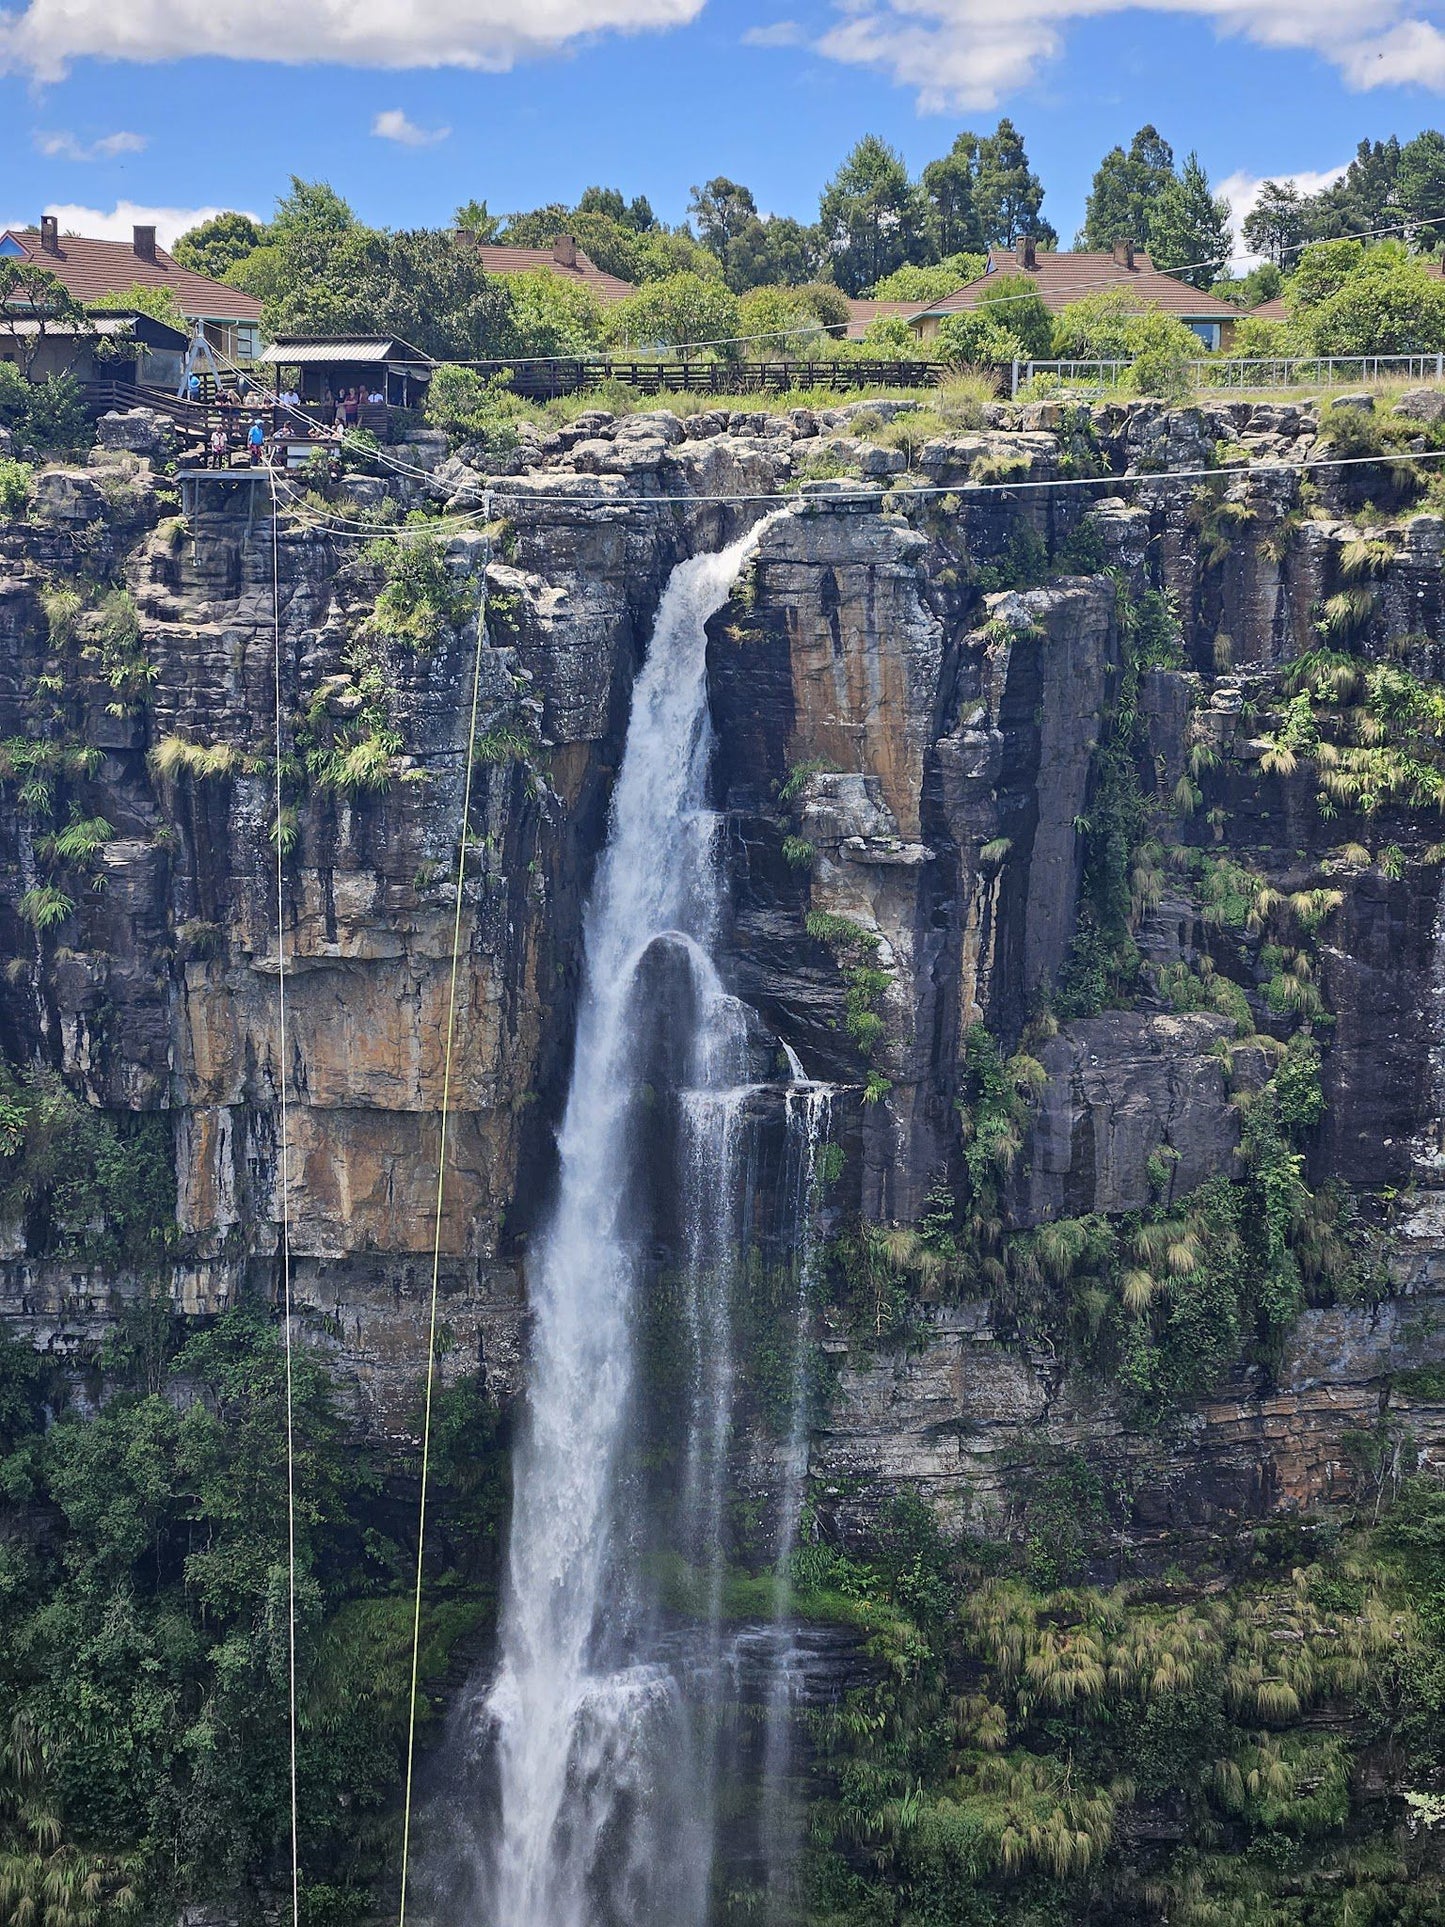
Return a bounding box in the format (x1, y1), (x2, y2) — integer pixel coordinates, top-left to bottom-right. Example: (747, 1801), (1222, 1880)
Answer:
(0, 310), (189, 386)
(258, 337), (433, 411)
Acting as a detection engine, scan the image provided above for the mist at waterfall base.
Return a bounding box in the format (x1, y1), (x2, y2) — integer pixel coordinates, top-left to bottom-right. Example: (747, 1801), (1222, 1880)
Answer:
(423, 519), (838, 1927)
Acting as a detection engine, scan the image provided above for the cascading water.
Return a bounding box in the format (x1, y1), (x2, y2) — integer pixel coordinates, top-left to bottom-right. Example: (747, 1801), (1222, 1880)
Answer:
(475, 518), (787, 1927)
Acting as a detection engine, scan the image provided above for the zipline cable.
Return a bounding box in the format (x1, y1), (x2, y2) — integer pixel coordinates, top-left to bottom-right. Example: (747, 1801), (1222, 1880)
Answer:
(258, 443), (1445, 538)
(266, 466), (303, 1927)
(395, 492), (494, 1927)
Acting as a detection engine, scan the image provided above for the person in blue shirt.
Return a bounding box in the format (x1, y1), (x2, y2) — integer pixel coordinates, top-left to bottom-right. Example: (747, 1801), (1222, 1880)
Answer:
(247, 418), (266, 466)
(186, 371), (201, 402)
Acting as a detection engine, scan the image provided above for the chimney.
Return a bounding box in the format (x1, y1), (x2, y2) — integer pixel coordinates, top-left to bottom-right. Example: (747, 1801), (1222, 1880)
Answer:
(551, 233), (578, 270)
(39, 214), (59, 253)
(133, 224), (157, 262)
(1112, 236), (1136, 269)
(1020, 235), (1037, 270)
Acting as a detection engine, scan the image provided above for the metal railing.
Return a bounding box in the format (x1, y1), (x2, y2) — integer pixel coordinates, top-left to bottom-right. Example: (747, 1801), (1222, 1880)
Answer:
(1012, 353), (1445, 398)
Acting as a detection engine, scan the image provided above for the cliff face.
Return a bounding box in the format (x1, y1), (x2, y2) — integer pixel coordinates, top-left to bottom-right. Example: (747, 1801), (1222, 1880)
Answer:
(3, 394), (1445, 1544)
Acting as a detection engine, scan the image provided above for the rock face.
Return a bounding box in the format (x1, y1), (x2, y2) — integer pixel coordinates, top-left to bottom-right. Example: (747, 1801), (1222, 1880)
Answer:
(2, 394), (1444, 1536)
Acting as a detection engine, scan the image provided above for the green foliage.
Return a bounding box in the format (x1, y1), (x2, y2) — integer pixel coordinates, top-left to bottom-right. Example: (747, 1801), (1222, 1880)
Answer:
(737, 282), (845, 356)
(0, 364), (87, 454)
(0, 458), (32, 518)
(0, 1067), (175, 1268)
(1078, 124), (1177, 255)
(0, 1305), (505, 1919)
(934, 307), (1027, 367)
(817, 136), (925, 297)
(607, 272), (741, 355)
(17, 884), (74, 931)
(172, 211), (265, 280)
(423, 365), (523, 455)
(866, 256), (985, 302)
(90, 282), (189, 332)
(973, 274), (1053, 360)
(495, 266), (606, 357)
(805, 912), (894, 1061)
(361, 527), (472, 650)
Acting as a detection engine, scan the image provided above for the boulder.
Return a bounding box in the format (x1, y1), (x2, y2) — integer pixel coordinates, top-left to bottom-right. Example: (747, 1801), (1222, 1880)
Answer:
(1395, 386), (1445, 424)
(95, 406), (178, 461)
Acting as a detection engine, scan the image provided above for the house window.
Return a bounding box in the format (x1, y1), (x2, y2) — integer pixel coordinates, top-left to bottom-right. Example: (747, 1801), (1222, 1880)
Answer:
(1187, 320), (1220, 351)
(0, 236), (26, 257)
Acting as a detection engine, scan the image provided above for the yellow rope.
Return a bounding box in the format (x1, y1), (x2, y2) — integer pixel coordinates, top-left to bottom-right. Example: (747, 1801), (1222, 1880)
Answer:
(267, 469), (302, 1927)
(397, 493), (493, 1927)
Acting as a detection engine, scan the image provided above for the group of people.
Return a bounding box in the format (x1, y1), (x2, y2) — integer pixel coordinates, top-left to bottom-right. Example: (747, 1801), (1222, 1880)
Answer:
(188, 367), (389, 469)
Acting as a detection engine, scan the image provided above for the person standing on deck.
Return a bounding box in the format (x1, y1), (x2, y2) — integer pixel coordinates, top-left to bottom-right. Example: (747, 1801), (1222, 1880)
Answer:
(247, 417), (266, 466)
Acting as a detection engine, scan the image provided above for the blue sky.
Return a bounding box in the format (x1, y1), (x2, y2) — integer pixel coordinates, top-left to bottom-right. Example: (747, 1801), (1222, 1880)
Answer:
(4, 0), (1445, 256)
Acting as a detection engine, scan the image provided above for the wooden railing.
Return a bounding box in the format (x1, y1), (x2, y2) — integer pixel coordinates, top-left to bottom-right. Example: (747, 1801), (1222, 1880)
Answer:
(423, 357), (948, 399)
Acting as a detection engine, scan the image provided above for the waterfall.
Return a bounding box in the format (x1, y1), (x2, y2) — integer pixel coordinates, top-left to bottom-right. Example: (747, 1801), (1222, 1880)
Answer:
(759, 1074), (833, 1916)
(478, 519), (784, 1927)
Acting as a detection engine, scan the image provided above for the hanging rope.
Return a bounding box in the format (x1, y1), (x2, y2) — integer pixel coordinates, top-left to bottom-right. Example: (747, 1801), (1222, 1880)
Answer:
(396, 492), (494, 1927)
(267, 468), (302, 1927)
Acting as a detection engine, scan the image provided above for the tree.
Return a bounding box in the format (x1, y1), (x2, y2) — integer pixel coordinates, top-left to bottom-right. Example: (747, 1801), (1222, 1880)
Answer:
(920, 134), (986, 260)
(1079, 126), (1175, 252)
(1396, 130), (1445, 251)
(91, 283), (188, 331)
(606, 273), (741, 356)
(973, 119), (1055, 248)
(1242, 182), (1307, 267)
(498, 204), (572, 246)
(496, 267), (605, 357)
(738, 283), (840, 356)
(172, 212), (264, 281)
(935, 308), (1026, 366)
(817, 136), (925, 296)
(723, 216), (817, 292)
(1149, 152), (1231, 288)
(1301, 242), (1445, 355)
(1051, 288), (1138, 360)
(867, 255), (985, 301)
(1126, 308), (1211, 396)
(689, 177), (759, 258)
(575, 185), (657, 233)
(1298, 137), (1402, 241)
(974, 272), (1052, 358)
(453, 199), (503, 240)
(347, 229), (515, 359)
(0, 260), (95, 377)
(1289, 239), (1366, 314)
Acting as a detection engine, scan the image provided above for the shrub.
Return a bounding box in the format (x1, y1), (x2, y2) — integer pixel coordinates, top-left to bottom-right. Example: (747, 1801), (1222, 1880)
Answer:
(607, 272), (742, 357)
(424, 365), (522, 456)
(936, 308), (1027, 367)
(1124, 311), (1202, 399)
(0, 457), (32, 517)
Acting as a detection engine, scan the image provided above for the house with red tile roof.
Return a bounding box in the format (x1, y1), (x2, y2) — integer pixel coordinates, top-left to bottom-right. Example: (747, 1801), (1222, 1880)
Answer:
(906, 239), (1242, 352)
(0, 216), (264, 360)
(468, 234), (636, 305)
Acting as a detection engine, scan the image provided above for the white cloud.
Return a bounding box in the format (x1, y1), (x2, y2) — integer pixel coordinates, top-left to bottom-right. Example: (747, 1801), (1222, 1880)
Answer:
(34, 129), (147, 160)
(371, 107), (450, 144)
(790, 0), (1445, 111)
(742, 18), (805, 43)
(0, 0), (706, 79)
(5, 201), (258, 249)
(1218, 164), (1350, 263)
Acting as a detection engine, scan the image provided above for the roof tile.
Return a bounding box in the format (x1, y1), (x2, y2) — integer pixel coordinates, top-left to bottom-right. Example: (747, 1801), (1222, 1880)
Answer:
(1, 228), (262, 323)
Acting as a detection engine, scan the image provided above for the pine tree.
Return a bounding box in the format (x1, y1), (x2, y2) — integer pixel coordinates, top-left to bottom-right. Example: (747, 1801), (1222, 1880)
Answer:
(1078, 126), (1175, 252)
(973, 119), (1056, 248)
(1149, 152), (1231, 289)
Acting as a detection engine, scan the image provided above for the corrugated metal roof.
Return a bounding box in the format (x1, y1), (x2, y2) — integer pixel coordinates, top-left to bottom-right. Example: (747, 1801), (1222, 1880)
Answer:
(259, 338), (430, 365)
(1, 313), (186, 344)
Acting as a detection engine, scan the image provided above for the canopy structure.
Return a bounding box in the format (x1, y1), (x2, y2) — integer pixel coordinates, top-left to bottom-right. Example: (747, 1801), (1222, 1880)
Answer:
(258, 337), (433, 409)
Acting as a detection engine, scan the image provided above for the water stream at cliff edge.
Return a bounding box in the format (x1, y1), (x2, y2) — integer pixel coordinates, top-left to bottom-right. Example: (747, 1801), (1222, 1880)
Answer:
(477, 517), (789, 1927)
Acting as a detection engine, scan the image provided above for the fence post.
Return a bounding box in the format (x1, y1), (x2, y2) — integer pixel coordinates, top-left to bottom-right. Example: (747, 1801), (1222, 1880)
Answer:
(1012, 360), (1021, 399)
